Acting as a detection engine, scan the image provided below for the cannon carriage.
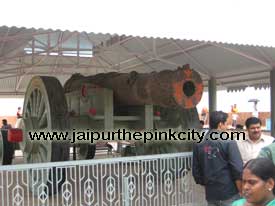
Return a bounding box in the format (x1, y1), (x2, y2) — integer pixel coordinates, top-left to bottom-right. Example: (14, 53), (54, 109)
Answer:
(0, 64), (203, 195)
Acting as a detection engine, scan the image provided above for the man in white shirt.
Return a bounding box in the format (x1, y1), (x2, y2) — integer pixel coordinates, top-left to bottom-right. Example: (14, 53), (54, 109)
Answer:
(236, 117), (274, 164)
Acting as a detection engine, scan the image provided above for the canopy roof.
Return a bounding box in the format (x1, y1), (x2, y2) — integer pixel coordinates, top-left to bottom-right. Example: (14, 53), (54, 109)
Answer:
(0, 26), (274, 96)
(3, 1), (275, 47)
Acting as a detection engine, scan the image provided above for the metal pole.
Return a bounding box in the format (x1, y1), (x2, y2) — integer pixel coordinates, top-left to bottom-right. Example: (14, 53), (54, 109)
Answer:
(104, 89), (114, 130)
(208, 77), (217, 114)
(270, 69), (275, 136)
(145, 105), (154, 130)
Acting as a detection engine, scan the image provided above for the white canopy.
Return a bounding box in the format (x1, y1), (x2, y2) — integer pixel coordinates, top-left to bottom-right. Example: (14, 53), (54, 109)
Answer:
(0, 25), (273, 96)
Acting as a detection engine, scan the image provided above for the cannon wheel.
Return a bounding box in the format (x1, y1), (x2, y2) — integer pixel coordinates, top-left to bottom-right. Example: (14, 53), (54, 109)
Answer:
(22, 76), (70, 196)
(78, 144), (96, 160)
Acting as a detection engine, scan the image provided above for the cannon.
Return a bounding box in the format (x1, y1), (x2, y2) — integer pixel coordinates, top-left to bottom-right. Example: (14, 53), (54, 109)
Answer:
(2, 64), (203, 195)
(64, 64), (203, 109)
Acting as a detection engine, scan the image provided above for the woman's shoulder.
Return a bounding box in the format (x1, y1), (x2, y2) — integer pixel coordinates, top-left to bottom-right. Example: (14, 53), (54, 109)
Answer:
(232, 198), (275, 206)
(232, 198), (246, 206)
(267, 199), (275, 206)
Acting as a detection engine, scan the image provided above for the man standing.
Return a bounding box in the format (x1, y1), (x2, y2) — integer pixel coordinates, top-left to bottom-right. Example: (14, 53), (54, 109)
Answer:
(236, 117), (274, 164)
(1, 119), (12, 129)
(1, 119), (14, 164)
(192, 111), (243, 206)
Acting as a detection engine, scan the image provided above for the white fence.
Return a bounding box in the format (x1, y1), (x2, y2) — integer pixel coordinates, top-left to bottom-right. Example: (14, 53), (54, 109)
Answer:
(0, 152), (206, 206)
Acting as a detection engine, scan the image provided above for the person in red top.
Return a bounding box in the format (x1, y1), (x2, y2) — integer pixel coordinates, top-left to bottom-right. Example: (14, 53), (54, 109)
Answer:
(16, 107), (22, 119)
(231, 104), (239, 128)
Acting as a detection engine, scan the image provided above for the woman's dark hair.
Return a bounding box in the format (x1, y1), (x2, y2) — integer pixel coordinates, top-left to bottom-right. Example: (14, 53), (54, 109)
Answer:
(244, 158), (275, 194)
(236, 124), (244, 129)
(245, 117), (261, 129)
(209, 111), (228, 129)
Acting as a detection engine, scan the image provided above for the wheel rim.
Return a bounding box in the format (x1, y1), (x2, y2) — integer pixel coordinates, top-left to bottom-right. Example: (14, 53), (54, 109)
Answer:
(22, 76), (69, 196)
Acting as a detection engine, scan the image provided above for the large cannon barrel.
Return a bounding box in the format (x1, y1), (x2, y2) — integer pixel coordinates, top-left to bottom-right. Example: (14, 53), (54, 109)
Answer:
(64, 64), (203, 109)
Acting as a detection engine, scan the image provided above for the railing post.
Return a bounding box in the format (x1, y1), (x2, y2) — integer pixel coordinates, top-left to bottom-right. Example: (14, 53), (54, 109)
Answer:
(122, 177), (130, 206)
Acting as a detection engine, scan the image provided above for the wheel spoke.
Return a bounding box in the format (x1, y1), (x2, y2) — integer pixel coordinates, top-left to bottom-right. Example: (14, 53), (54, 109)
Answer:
(39, 110), (47, 128)
(30, 93), (34, 116)
(25, 103), (32, 118)
(33, 90), (37, 116)
(37, 96), (45, 120)
(35, 90), (41, 117)
(38, 143), (49, 162)
(26, 151), (33, 163)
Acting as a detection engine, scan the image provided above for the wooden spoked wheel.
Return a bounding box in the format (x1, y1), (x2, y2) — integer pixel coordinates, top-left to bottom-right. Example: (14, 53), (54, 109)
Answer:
(22, 76), (70, 196)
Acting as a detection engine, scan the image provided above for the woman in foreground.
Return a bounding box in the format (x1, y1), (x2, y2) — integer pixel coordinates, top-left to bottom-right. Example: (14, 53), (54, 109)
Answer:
(232, 158), (275, 206)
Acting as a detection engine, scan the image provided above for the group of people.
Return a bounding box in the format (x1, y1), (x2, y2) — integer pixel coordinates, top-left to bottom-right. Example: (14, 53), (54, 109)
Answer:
(0, 107), (21, 130)
(1, 107), (22, 130)
(193, 111), (275, 206)
(201, 104), (240, 129)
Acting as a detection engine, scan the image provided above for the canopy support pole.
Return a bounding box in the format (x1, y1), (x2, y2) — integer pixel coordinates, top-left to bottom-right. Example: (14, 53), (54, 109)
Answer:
(270, 69), (275, 136)
(208, 77), (217, 114)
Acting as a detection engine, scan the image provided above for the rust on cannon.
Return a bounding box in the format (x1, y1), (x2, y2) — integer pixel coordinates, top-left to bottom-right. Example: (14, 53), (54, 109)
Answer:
(64, 64), (203, 109)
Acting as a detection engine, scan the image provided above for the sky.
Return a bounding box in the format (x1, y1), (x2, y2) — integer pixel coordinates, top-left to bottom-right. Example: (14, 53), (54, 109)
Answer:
(0, 98), (24, 116)
(1, 0), (275, 47)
